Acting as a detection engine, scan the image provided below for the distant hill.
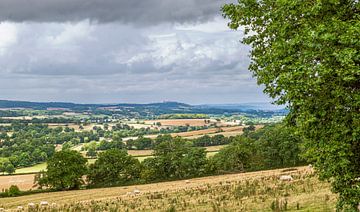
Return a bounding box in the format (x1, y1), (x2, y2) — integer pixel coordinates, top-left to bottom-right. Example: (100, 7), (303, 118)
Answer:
(0, 100), (286, 117)
(198, 103), (285, 111)
(0, 100), (190, 110)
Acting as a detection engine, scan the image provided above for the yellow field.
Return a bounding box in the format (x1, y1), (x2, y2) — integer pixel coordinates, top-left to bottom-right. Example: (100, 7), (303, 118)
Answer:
(0, 167), (336, 211)
(0, 174), (36, 191)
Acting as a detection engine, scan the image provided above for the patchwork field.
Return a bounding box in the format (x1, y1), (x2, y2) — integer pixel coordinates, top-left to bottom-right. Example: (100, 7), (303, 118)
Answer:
(0, 166), (337, 211)
(144, 119), (211, 127)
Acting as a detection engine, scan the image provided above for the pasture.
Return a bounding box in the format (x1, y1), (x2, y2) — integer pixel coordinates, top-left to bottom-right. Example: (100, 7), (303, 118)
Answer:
(0, 166), (336, 211)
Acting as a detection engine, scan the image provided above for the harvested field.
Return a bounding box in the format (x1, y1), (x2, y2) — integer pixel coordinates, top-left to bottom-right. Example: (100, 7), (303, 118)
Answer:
(144, 119), (211, 127)
(127, 145), (226, 157)
(171, 128), (220, 137)
(127, 150), (153, 157)
(122, 125), (263, 141)
(0, 166), (336, 211)
(171, 125), (257, 138)
(0, 174), (36, 191)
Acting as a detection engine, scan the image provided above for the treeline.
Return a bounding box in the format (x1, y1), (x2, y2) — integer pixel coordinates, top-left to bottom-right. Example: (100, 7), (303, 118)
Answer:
(0, 110), (63, 118)
(33, 124), (306, 191)
(83, 134), (232, 155)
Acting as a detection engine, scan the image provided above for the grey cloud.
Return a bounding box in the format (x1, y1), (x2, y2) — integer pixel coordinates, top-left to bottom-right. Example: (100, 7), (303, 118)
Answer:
(0, 0), (228, 25)
(0, 17), (271, 104)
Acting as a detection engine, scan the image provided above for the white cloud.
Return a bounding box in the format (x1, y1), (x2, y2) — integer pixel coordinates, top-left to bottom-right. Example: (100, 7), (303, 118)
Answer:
(0, 22), (18, 55)
(46, 20), (94, 46)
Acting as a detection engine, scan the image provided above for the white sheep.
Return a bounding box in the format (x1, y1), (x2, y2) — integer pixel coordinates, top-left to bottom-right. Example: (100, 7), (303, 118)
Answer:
(133, 189), (141, 195)
(28, 203), (36, 208)
(17, 206), (24, 211)
(40, 201), (49, 207)
(185, 180), (190, 184)
(279, 175), (293, 181)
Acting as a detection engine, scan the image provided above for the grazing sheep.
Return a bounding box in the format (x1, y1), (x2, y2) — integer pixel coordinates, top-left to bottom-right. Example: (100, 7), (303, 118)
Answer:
(40, 201), (49, 207)
(308, 164), (313, 169)
(185, 180), (190, 184)
(133, 189), (141, 195)
(28, 203), (36, 208)
(279, 175), (293, 181)
(17, 206), (24, 211)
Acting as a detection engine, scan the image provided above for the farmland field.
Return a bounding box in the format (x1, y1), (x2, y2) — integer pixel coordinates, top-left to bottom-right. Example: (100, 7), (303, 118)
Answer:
(144, 119), (211, 127)
(14, 163), (47, 174)
(0, 166), (336, 211)
(0, 174), (36, 191)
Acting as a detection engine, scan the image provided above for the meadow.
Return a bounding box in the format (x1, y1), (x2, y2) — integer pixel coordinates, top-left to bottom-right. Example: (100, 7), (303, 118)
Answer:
(0, 166), (336, 211)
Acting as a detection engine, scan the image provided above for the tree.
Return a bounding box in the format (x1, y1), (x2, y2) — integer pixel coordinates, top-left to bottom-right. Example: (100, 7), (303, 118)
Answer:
(36, 150), (87, 190)
(0, 158), (14, 175)
(209, 137), (253, 173)
(7, 185), (20, 197)
(61, 141), (73, 151)
(86, 148), (97, 158)
(253, 124), (305, 169)
(5, 163), (15, 175)
(143, 137), (208, 180)
(222, 1), (359, 210)
(87, 149), (140, 186)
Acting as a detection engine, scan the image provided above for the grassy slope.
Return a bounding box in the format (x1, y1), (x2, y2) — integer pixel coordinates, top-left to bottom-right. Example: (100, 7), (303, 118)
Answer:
(14, 163), (47, 174)
(0, 166), (336, 211)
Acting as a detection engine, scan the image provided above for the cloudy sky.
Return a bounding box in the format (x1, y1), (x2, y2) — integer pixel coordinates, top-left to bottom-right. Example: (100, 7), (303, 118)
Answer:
(0, 0), (271, 104)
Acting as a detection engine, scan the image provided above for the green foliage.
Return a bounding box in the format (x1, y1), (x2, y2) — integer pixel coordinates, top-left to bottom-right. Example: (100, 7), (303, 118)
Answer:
(36, 150), (87, 190)
(222, 0), (359, 209)
(141, 137), (208, 181)
(88, 149), (141, 186)
(7, 185), (20, 197)
(209, 124), (305, 173)
(192, 134), (232, 147)
(209, 137), (254, 173)
(0, 158), (15, 174)
(252, 124), (305, 169)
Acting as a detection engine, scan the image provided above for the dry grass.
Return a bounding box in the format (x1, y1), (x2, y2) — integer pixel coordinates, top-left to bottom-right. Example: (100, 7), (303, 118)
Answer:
(0, 166), (336, 211)
(127, 150), (153, 157)
(0, 174), (36, 191)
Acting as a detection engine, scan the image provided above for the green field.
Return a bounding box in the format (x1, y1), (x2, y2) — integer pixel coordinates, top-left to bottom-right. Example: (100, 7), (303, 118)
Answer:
(14, 163), (47, 174)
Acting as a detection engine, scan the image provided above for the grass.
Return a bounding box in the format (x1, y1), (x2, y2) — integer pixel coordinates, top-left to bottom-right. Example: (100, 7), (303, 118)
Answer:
(15, 163), (47, 174)
(0, 166), (336, 211)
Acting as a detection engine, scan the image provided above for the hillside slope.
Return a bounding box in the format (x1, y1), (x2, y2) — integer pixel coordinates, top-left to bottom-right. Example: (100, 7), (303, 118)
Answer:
(0, 166), (336, 211)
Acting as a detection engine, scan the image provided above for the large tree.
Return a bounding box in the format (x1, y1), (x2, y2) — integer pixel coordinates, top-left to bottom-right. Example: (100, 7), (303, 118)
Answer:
(87, 149), (141, 186)
(222, 0), (359, 210)
(36, 150), (87, 190)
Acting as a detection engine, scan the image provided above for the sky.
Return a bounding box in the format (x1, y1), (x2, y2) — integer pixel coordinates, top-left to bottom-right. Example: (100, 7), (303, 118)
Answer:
(0, 0), (272, 105)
